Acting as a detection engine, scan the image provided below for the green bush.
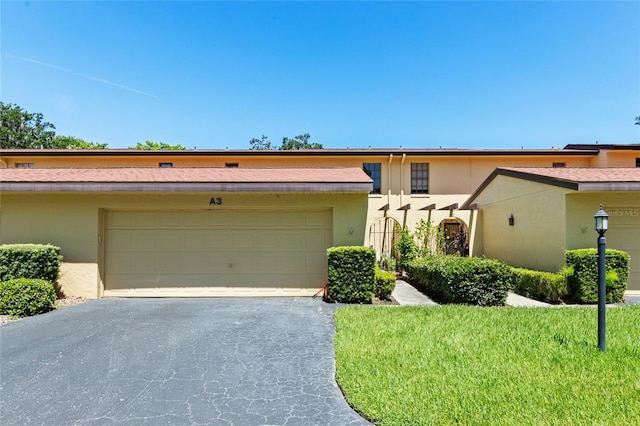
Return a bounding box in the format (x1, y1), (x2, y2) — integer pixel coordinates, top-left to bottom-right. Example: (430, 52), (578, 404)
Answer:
(327, 246), (376, 303)
(566, 249), (629, 303)
(511, 267), (571, 303)
(375, 266), (396, 300)
(0, 278), (56, 317)
(0, 244), (63, 283)
(394, 228), (418, 272)
(407, 256), (513, 306)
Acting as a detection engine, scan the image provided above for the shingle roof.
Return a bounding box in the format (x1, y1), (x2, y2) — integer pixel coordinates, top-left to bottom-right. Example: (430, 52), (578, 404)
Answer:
(462, 167), (640, 209)
(0, 167), (373, 193)
(499, 167), (640, 184)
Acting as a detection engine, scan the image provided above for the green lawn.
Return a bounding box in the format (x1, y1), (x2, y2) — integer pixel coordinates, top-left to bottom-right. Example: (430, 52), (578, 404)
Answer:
(334, 305), (640, 425)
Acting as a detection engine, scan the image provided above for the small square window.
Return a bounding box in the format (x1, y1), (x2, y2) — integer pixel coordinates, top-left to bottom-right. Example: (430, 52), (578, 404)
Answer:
(636, 158), (640, 168)
(15, 163), (34, 168)
(552, 162), (566, 168)
(159, 162), (173, 168)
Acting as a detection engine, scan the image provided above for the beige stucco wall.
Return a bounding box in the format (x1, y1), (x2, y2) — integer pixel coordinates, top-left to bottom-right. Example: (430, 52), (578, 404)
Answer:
(566, 192), (640, 292)
(0, 191), (368, 298)
(471, 176), (570, 273)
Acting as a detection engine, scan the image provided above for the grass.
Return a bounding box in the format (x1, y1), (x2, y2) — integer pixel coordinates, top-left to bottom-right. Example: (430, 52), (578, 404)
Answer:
(334, 305), (640, 425)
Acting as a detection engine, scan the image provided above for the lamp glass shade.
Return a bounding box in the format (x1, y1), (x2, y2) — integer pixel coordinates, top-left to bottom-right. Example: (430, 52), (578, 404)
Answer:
(594, 206), (609, 232)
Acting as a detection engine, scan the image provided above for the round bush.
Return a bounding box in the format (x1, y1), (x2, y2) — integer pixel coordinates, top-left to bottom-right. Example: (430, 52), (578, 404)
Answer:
(0, 278), (56, 317)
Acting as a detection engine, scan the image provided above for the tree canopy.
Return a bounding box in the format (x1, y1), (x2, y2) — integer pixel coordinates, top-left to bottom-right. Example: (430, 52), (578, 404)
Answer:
(130, 140), (187, 150)
(0, 102), (56, 149)
(280, 133), (323, 150)
(249, 133), (323, 150)
(0, 102), (108, 149)
(249, 135), (273, 150)
(51, 135), (108, 149)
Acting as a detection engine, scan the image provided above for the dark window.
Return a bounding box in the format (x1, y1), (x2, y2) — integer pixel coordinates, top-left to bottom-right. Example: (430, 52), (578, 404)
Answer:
(411, 163), (429, 194)
(363, 163), (381, 194)
(159, 162), (173, 168)
(636, 158), (640, 168)
(15, 163), (34, 168)
(552, 162), (566, 168)
(225, 162), (239, 168)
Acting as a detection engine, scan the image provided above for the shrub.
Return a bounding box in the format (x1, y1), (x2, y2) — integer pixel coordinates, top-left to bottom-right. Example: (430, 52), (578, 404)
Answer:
(378, 255), (396, 273)
(0, 278), (56, 317)
(395, 228), (418, 272)
(407, 256), (513, 306)
(374, 266), (396, 300)
(566, 249), (629, 303)
(327, 246), (376, 303)
(0, 244), (63, 283)
(511, 267), (571, 303)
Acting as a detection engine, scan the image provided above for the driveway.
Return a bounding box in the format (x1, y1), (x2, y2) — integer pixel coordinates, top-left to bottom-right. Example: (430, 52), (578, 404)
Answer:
(0, 298), (370, 425)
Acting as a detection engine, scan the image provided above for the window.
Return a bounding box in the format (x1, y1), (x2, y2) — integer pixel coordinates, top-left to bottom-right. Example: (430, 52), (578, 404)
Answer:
(411, 163), (429, 194)
(552, 162), (566, 168)
(225, 162), (239, 168)
(636, 158), (640, 168)
(363, 163), (381, 194)
(15, 163), (34, 168)
(159, 162), (173, 168)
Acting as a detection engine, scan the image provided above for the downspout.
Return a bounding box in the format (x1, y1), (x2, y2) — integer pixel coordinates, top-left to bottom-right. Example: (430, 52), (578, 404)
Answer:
(387, 154), (393, 206)
(400, 153), (406, 206)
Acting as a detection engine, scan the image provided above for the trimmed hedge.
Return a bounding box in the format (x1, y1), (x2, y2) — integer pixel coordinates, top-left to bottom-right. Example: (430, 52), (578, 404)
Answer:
(375, 267), (396, 300)
(0, 278), (56, 317)
(327, 246), (376, 303)
(566, 248), (629, 303)
(407, 256), (513, 306)
(511, 267), (571, 304)
(0, 244), (63, 283)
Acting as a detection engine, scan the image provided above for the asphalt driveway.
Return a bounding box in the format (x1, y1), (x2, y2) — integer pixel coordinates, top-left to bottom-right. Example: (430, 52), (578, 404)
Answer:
(0, 298), (370, 425)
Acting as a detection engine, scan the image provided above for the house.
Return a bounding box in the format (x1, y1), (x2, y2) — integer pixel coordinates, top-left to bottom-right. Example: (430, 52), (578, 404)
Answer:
(1, 144), (638, 297)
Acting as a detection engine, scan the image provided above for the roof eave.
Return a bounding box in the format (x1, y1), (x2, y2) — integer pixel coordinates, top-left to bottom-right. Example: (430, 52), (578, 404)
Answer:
(0, 182), (373, 192)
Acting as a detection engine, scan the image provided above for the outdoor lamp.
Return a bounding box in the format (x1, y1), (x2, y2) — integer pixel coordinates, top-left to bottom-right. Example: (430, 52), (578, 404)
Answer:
(594, 204), (609, 352)
(594, 205), (608, 236)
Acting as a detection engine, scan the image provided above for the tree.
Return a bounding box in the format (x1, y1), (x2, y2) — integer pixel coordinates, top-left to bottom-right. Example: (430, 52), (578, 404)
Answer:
(130, 140), (187, 150)
(51, 135), (108, 149)
(0, 102), (56, 148)
(280, 133), (323, 150)
(249, 135), (273, 150)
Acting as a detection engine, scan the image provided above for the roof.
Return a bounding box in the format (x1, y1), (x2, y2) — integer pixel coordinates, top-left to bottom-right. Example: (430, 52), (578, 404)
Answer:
(563, 143), (640, 151)
(0, 167), (372, 193)
(0, 147), (599, 157)
(462, 167), (640, 208)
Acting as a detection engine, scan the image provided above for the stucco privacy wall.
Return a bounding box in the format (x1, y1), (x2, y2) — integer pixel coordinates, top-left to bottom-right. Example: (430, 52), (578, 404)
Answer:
(470, 175), (570, 273)
(0, 192), (368, 298)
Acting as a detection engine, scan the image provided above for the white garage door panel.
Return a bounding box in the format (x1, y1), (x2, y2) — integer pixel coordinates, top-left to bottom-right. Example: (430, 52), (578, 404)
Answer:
(104, 209), (332, 297)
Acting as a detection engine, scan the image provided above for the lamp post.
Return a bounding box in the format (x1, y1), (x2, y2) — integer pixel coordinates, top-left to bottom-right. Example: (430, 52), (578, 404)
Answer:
(594, 204), (609, 352)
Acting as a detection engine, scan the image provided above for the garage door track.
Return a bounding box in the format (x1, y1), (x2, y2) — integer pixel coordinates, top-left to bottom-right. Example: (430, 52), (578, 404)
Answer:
(0, 298), (370, 425)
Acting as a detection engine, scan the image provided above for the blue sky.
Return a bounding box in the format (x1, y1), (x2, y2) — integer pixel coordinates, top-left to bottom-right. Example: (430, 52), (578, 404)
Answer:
(2, 1), (639, 150)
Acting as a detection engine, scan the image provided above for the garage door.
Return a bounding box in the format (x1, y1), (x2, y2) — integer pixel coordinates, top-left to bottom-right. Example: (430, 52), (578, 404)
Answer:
(607, 224), (640, 292)
(104, 209), (332, 297)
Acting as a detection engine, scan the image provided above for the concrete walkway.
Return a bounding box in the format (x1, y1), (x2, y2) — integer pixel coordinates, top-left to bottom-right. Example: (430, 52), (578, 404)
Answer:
(392, 281), (640, 307)
(391, 280), (438, 306)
